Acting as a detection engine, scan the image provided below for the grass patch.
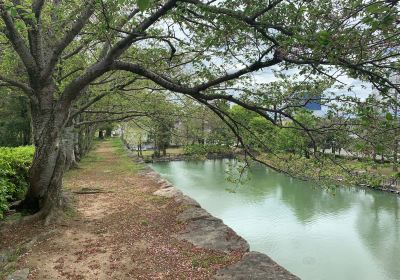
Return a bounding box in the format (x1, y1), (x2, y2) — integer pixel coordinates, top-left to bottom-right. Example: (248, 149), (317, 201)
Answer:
(7, 247), (22, 263)
(64, 144), (103, 180)
(110, 138), (127, 156)
(0, 247), (23, 278)
(63, 200), (77, 218)
(0, 262), (17, 279)
(79, 152), (103, 165)
(75, 140), (103, 166)
(191, 255), (227, 268)
(109, 138), (144, 174)
(66, 138), (144, 179)
(146, 195), (169, 204)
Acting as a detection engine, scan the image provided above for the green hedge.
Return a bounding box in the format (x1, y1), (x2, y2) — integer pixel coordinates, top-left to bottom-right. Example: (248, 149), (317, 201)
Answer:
(184, 144), (232, 156)
(0, 146), (34, 218)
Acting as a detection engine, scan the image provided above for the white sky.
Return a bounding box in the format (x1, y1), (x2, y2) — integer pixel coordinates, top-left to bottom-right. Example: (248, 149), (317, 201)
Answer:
(252, 67), (374, 101)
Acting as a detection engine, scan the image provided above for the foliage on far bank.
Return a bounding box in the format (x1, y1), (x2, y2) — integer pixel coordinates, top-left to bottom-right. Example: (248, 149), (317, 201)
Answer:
(184, 144), (233, 157)
(260, 153), (399, 190)
(0, 146), (34, 218)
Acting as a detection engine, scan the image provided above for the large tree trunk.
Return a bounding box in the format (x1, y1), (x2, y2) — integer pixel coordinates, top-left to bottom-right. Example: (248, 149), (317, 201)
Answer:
(23, 91), (70, 222)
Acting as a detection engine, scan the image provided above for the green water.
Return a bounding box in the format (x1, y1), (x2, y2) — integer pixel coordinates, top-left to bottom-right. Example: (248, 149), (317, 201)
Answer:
(150, 159), (400, 280)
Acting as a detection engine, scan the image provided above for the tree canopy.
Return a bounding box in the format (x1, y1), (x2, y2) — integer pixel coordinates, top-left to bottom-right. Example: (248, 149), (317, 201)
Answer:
(0, 0), (398, 220)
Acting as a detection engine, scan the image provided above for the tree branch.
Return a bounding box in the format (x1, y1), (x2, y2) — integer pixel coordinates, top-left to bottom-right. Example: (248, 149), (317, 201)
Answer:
(59, 0), (177, 109)
(112, 52), (282, 95)
(0, 74), (33, 94)
(103, 0), (177, 62)
(41, 0), (96, 80)
(75, 113), (147, 127)
(0, 3), (38, 78)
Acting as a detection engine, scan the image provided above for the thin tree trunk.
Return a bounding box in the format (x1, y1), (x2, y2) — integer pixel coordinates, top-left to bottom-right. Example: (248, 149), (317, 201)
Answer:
(74, 129), (81, 162)
(63, 125), (78, 170)
(106, 128), (112, 137)
(393, 90), (398, 171)
(372, 150), (377, 169)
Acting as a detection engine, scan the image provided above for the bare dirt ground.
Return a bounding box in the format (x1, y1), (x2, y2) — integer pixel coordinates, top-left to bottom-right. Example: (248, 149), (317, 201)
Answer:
(0, 140), (241, 280)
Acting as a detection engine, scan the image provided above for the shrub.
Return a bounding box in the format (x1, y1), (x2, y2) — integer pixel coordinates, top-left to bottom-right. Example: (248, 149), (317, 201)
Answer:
(0, 146), (34, 218)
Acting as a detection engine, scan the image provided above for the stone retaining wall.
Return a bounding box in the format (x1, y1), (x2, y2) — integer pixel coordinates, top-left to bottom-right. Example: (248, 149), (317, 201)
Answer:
(140, 153), (235, 163)
(141, 165), (300, 280)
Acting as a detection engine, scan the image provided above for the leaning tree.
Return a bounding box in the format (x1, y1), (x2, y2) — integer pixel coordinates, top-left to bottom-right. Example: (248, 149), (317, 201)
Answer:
(0, 0), (398, 221)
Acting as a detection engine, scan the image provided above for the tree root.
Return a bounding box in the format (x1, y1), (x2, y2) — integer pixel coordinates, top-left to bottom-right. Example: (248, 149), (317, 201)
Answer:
(11, 192), (72, 226)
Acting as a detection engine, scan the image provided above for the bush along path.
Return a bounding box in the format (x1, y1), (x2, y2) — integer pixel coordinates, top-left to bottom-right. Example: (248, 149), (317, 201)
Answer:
(0, 139), (298, 280)
(0, 146), (35, 218)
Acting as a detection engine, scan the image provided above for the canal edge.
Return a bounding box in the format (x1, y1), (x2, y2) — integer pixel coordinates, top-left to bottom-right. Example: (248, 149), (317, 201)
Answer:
(137, 162), (300, 279)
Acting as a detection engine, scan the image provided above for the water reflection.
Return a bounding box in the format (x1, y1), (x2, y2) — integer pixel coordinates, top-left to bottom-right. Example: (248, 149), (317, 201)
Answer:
(152, 160), (400, 280)
(356, 193), (400, 279)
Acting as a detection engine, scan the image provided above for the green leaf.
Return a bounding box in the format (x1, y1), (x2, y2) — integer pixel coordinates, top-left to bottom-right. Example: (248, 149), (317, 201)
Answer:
(9, 7), (17, 17)
(137, 0), (151, 11)
(316, 31), (330, 46)
(385, 112), (393, 121)
(366, 3), (380, 14)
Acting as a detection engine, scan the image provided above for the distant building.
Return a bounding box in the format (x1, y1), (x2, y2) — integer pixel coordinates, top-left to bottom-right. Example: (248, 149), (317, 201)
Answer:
(303, 94), (321, 111)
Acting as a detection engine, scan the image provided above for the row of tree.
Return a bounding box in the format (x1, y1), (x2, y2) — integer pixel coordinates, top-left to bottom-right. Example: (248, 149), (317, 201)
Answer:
(120, 88), (400, 172)
(0, 0), (398, 221)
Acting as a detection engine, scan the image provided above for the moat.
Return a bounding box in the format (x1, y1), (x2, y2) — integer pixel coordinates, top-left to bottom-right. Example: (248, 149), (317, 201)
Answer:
(151, 159), (400, 280)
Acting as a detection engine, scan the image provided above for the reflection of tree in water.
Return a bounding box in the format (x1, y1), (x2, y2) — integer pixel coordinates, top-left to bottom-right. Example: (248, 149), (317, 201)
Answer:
(213, 162), (400, 279)
(241, 161), (400, 269)
(356, 193), (400, 280)
(231, 166), (281, 201)
(219, 163), (356, 222)
(275, 176), (356, 223)
(183, 161), (280, 201)
(156, 160), (400, 278)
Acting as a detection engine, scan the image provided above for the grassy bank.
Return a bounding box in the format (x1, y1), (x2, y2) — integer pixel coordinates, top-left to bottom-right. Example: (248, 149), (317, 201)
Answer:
(124, 140), (400, 192)
(259, 152), (400, 191)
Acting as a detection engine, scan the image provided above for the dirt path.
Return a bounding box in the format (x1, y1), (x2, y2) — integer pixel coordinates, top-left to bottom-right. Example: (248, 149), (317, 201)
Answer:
(0, 140), (240, 279)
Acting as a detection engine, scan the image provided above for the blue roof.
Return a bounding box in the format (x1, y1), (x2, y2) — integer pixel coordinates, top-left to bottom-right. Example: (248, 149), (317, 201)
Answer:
(304, 94), (321, 111)
(305, 101), (321, 110)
